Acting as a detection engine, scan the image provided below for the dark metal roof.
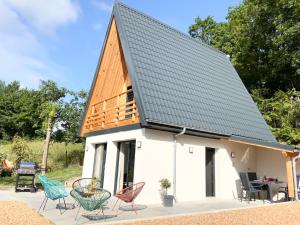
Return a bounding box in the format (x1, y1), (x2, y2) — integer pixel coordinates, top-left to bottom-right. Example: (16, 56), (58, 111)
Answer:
(113, 2), (277, 143)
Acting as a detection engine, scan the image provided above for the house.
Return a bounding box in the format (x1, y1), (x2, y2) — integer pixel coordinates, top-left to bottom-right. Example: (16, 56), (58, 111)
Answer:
(80, 2), (299, 204)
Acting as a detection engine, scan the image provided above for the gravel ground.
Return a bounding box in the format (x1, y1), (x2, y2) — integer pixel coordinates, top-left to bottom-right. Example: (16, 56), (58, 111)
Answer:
(113, 202), (300, 225)
(0, 201), (53, 225)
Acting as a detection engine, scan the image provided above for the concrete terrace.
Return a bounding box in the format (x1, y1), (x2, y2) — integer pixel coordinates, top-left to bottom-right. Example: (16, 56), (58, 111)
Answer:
(0, 188), (267, 225)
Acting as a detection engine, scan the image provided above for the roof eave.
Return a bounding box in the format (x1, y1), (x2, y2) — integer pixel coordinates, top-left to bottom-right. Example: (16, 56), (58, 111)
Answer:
(144, 121), (230, 139)
(229, 135), (296, 152)
(145, 121), (296, 152)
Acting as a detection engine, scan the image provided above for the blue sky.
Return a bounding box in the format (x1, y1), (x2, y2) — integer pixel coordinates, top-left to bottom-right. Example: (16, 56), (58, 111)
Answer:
(0, 0), (240, 92)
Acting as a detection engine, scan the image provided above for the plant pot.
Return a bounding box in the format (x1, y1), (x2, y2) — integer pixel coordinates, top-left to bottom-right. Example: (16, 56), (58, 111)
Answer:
(163, 195), (174, 207)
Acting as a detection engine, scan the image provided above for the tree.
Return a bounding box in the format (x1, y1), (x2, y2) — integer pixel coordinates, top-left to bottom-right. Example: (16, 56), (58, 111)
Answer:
(189, 0), (300, 94)
(252, 89), (300, 145)
(189, 16), (218, 45)
(0, 81), (43, 140)
(58, 90), (88, 144)
(56, 90), (87, 167)
(38, 81), (66, 174)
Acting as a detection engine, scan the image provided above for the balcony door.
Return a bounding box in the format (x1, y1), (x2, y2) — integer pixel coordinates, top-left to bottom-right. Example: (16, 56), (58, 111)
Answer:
(93, 143), (107, 187)
(114, 140), (136, 193)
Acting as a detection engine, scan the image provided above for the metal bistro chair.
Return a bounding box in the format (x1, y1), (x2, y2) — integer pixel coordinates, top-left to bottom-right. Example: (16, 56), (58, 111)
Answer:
(70, 180), (111, 223)
(72, 178), (102, 192)
(112, 182), (145, 214)
(38, 175), (69, 214)
(240, 172), (265, 203)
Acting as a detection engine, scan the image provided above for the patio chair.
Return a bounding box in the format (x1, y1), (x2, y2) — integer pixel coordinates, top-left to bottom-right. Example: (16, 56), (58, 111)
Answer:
(297, 174), (300, 199)
(239, 172), (265, 203)
(70, 185), (111, 223)
(1, 159), (14, 177)
(112, 182), (145, 214)
(72, 178), (102, 191)
(247, 172), (257, 181)
(71, 178), (102, 206)
(277, 186), (288, 201)
(38, 175), (69, 214)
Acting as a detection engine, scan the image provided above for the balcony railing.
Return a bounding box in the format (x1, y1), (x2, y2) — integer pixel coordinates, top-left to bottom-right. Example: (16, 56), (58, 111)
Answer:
(85, 90), (139, 131)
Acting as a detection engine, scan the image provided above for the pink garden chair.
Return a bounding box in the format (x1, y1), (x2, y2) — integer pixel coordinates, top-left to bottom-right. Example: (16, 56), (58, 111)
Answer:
(112, 182), (145, 214)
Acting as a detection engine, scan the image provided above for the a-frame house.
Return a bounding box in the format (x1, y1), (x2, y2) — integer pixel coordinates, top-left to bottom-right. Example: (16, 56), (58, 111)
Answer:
(80, 2), (299, 204)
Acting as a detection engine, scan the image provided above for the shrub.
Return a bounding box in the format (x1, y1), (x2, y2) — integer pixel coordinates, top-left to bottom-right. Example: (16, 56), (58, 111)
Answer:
(159, 178), (171, 194)
(11, 136), (29, 164)
(0, 152), (7, 162)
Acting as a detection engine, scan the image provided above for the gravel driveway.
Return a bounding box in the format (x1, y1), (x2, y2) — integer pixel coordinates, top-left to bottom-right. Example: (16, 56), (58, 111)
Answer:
(112, 202), (300, 225)
(0, 201), (52, 225)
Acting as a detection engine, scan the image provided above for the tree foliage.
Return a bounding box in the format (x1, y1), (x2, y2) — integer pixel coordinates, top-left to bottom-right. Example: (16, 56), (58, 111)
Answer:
(252, 89), (300, 144)
(189, 0), (300, 93)
(0, 81), (43, 139)
(0, 80), (87, 143)
(58, 90), (88, 144)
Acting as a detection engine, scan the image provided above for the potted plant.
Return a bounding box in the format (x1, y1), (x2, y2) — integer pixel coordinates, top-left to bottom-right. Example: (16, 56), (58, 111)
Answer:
(159, 178), (173, 207)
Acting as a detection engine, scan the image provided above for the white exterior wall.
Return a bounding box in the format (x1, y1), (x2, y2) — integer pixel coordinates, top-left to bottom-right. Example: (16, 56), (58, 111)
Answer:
(216, 141), (257, 199)
(82, 128), (287, 204)
(256, 147), (287, 182)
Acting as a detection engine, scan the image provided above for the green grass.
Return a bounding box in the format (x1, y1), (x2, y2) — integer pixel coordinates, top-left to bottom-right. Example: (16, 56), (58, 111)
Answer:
(0, 140), (84, 187)
(45, 165), (82, 182)
(0, 165), (82, 186)
(0, 175), (15, 186)
(1, 140), (84, 170)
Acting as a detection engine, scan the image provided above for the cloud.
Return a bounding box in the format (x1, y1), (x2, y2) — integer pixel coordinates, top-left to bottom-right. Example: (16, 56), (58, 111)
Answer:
(4, 0), (80, 35)
(0, 0), (79, 89)
(91, 0), (113, 13)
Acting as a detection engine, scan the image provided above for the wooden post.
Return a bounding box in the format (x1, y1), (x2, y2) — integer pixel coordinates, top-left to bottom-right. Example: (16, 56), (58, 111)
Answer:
(102, 100), (106, 127)
(115, 107), (119, 125)
(132, 102), (136, 122)
(282, 151), (298, 199)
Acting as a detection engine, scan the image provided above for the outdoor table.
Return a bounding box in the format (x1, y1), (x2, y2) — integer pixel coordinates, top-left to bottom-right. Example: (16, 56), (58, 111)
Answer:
(251, 180), (287, 202)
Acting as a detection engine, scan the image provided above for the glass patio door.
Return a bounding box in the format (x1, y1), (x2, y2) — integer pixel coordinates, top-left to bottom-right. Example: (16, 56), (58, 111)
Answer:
(114, 141), (136, 192)
(93, 143), (107, 187)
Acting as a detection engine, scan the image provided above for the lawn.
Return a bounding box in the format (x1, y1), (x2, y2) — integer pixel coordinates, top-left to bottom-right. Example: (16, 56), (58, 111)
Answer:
(0, 140), (84, 187)
(1, 140), (84, 170)
(44, 165), (82, 182)
(0, 165), (82, 187)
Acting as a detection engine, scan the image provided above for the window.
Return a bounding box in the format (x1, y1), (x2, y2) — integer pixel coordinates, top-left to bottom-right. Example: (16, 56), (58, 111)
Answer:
(125, 86), (134, 119)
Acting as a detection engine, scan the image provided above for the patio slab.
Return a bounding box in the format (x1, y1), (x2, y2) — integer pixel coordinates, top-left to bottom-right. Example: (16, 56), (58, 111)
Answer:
(0, 188), (268, 225)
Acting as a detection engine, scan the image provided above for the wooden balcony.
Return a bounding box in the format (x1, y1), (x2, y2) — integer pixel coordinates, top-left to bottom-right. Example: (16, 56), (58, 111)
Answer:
(84, 90), (139, 132)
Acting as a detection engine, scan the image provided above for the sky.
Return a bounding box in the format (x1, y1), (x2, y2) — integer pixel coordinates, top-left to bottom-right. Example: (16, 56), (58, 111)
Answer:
(0, 0), (240, 92)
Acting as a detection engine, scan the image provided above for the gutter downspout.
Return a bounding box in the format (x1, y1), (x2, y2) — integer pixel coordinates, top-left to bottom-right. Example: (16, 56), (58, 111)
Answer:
(292, 152), (300, 200)
(173, 127), (186, 200)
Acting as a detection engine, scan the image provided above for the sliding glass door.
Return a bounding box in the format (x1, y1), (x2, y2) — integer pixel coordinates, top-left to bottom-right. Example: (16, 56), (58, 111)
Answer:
(93, 143), (107, 187)
(114, 141), (136, 193)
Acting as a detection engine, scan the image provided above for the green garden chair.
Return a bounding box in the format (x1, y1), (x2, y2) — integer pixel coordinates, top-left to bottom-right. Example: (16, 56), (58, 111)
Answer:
(70, 178), (111, 223)
(38, 175), (69, 214)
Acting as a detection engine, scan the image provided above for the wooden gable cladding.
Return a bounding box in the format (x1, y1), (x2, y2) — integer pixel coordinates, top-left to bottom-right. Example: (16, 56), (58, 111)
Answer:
(80, 18), (140, 137)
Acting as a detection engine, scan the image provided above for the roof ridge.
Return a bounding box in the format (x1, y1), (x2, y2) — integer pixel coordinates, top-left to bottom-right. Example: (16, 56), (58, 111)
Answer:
(114, 1), (227, 57)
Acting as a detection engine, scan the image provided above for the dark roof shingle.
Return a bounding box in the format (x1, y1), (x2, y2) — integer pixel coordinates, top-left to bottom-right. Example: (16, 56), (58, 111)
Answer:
(113, 2), (276, 142)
